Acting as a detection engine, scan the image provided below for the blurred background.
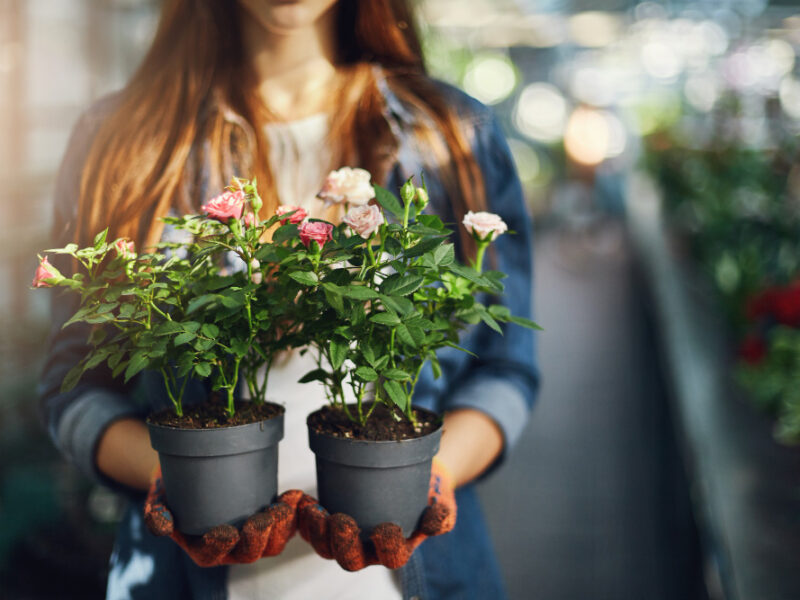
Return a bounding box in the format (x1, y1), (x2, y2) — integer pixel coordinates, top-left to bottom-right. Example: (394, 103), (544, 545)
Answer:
(2, 0), (800, 598)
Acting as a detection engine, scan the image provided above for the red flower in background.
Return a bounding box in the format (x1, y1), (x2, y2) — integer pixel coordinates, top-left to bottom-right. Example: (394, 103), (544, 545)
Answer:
(746, 281), (800, 326)
(738, 335), (767, 365)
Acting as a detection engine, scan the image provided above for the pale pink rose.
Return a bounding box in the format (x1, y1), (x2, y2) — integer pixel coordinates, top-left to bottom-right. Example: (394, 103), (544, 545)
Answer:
(243, 212), (256, 228)
(202, 190), (245, 222)
(276, 205), (308, 225)
(32, 256), (62, 288)
(343, 204), (383, 239)
(114, 239), (136, 259)
(250, 258), (262, 284)
(298, 220), (333, 250)
(462, 211), (508, 241)
(317, 167), (375, 206)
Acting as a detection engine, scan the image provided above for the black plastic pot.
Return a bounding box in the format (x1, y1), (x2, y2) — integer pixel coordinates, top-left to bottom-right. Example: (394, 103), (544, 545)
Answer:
(307, 407), (442, 538)
(147, 407), (284, 535)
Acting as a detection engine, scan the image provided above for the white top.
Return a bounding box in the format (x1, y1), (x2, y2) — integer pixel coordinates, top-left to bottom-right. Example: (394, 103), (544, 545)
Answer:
(227, 115), (403, 600)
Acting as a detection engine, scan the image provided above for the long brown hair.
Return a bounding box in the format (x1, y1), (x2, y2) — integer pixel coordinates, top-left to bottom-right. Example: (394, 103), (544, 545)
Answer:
(76, 0), (485, 255)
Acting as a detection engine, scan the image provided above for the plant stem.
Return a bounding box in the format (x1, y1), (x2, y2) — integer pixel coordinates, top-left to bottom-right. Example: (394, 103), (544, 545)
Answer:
(160, 367), (183, 417)
(475, 242), (488, 273)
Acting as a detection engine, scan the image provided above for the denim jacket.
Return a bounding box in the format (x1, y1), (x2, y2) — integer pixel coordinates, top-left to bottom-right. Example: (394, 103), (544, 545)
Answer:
(39, 71), (539, 600)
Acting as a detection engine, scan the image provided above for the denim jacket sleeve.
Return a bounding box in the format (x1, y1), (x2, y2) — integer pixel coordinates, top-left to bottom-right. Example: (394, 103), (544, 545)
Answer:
(38, 100), (143, 486)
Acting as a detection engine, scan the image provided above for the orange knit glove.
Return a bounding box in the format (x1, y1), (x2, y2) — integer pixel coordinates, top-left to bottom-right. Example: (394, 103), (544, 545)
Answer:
(143, 467), (303, 567)
(297, 458), (456, 571)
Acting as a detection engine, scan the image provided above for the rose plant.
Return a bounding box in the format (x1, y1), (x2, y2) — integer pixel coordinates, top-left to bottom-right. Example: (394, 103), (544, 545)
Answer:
(259, 169), (541, 426)
(34, 179), (301, 420)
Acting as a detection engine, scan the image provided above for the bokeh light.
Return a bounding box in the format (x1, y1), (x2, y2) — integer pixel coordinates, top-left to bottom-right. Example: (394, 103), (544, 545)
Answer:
(514, 83), (569, 143)
(462, 53), (518, 106)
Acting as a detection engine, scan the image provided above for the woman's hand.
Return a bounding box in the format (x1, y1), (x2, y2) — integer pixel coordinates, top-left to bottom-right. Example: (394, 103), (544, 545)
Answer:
(296, 458), (456, 571)
(143, 467), (304, 567)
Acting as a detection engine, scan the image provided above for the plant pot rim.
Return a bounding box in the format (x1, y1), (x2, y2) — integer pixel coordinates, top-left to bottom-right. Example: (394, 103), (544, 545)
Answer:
(149, 406), (285, 458)
(307, 405), (442, 468)
(146, 400), (285, 431)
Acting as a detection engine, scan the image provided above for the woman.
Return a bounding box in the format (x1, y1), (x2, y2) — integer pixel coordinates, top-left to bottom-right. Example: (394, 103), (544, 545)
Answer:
(39, 0), (538, 598)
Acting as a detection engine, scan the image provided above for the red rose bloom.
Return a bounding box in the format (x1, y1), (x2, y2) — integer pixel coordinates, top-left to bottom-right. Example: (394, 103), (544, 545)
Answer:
(277, 205), (308, 225)
(201, 190), (245, 222)
(298, 221), (333, 249)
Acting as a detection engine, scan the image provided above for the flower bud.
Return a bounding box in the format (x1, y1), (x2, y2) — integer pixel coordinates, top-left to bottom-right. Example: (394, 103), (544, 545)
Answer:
(250, 258), (262, 284)
(400, 179), (416, 206)
(414, 187), (429, 211)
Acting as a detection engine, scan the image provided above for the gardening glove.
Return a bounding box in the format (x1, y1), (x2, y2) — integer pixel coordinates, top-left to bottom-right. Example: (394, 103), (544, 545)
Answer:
(297, 458), (456, 571)
(143, 467), (304, 567)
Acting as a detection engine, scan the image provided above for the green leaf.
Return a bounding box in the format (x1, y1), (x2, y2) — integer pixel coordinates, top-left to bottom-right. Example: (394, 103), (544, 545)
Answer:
(383, 380), (408, 411)
(93, 228), (108, 249)
(88, 327), (107, 346)
(155, 321), (184, 336)
(383, 368), (411, 381)
(194, 362), (212, 378)
(381, 274), (424, 296)
(380, 294), (414, 315)
(476, 305), (503, 334)
(354, 366), (378, 382)
(448, 263), (486, 285)
(433, 243), (455, 266)
(330, 338), (348, 370)
(219, 291), (245, 309)
(289, 271), (319, 286)
(342, 285), (379, 300)
(201, 323), (220, 338)
(61, 363), (86, 393)
(273, 223), (299, 244)
(488, 305), (512, 320)
(510, 315), (543, 330)
(298, 368), (329, 384)
(396, 324), (417, 348)
(174, 331), (196, 345)
(85, 313), (114, 324)
(324, 287), (345, 313)
(431, 357), (442, 379)
(230, 338), (250, 357)
(187, 294), (218, 314)
(119, 304), (135, 319)
(444, 340), (478, 357)
(85, 347), (114, 370)
(417, 214), (445, 229)
(374, 185), (404, 217)
(370, 312), (401, 326)
(350, 303), (366, 326)
(124, 352), (149, 383)
(404, 236), (445, 258)
(362, 343), (377, 367)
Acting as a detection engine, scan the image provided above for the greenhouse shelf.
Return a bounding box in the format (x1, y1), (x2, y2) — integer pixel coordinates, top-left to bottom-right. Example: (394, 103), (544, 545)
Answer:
(627, 174), (800, 600)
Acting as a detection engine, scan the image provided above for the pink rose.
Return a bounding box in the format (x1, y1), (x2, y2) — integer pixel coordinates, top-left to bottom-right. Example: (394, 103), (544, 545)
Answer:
(276, 205), (308, 225)
(298, 221), (333, 250)
(32, 256), (62, 288)
(317, 167), (375, 206)
(202, 190), (245, 222)
(243, 212), (256, 228)
(114, 239), (136, 259)
(462, 211), (508, 241)
(343, 204), (383, 239)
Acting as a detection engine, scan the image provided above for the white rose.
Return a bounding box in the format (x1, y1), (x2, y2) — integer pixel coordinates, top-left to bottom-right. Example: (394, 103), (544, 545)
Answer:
(343, 204), (384, 239)
(462, 211), (508, 241)
(317, 167), (376, 206)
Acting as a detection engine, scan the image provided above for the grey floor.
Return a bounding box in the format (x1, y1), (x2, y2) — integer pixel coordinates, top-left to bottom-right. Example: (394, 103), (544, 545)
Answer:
(478, 221), (702, 600)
